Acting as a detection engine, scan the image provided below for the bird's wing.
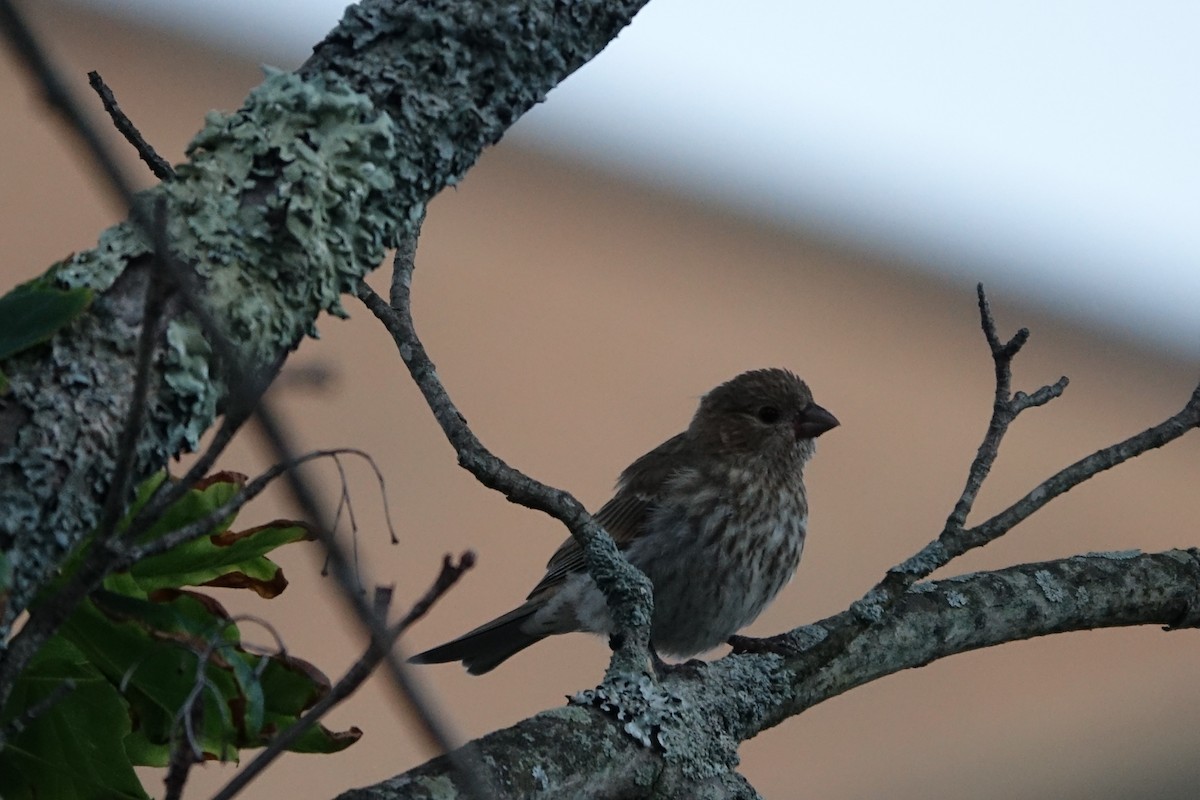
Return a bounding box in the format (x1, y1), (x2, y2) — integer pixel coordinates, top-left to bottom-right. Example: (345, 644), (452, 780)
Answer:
(525, 432), (691, 600)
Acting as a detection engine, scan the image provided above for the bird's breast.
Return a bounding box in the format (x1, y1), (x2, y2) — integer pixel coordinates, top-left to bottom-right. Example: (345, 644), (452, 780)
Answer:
(626, 470), (808, 657)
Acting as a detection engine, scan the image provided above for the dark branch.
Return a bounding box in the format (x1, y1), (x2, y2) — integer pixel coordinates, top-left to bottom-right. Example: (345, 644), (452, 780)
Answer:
(162, 698), (203, 800)
(0, 678), (75, 742)
(896, 284), (1070, 579)
(94, 197), (173, 542)
(87, 70), (175, 182)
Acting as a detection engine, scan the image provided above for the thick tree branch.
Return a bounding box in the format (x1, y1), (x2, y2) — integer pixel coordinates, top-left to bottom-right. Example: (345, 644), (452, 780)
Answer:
(339, 549), (1200, 798)
(0, 0), (649, 665)
(759, 548), (1200, 732)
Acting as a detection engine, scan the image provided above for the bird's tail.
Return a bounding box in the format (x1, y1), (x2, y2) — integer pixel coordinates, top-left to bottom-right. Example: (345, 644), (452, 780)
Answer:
(409, 604), (544, 675)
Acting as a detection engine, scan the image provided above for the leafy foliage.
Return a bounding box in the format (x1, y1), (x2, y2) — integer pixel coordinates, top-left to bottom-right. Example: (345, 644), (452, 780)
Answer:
(0, 471), (360, 799)
(0, 276), (93, 393)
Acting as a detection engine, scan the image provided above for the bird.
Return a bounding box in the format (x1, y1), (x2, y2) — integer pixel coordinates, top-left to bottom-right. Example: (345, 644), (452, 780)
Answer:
(410, 368), (839, 674)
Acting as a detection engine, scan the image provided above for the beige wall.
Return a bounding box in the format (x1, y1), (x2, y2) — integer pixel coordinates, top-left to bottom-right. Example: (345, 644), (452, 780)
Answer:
(4, 3), (1199, 797)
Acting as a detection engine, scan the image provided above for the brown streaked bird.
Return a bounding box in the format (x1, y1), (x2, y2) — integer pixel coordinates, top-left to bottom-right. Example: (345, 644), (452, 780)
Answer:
(410, 368), (839, 674)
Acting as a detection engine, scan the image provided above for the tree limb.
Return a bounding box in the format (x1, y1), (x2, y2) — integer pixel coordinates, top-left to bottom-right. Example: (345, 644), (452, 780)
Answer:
(357, 241), (654, 679)
(0, 0), (649, 663)
(340, 549), (1200, 799)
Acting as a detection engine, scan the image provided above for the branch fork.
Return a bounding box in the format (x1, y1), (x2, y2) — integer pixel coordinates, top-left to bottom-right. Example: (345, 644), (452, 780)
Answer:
(357, 232), (656, 684)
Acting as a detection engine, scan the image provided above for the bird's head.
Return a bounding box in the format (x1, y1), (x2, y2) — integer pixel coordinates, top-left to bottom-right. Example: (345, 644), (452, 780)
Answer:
(689, 368), (839, 461)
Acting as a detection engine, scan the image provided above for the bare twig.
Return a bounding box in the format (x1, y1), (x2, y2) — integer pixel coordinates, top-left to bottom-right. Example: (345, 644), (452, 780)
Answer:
(245, 406), (493, 800)
(738, 288), (1200, 676)
(892, 284), (1069, 580)
(94, 197), (174, 543)
(946, 286), (1067, 531)
(163, 612), (290, 800)
(897, 287), (1199, 580)
(356, 233), (654, 679)
(211, 552), (476, 800)
(970, 383), (1200, 544)
(162, 689), (205, 800)
(87, 70), (175, 182)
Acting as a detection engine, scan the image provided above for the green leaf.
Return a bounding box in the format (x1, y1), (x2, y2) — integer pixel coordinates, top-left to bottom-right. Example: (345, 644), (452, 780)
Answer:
(257, 654), (362, 754)
(130, 519), (314, 598)
(129, 471), (246, 547)
(11, 469), (359, 797)
(61, 593), (243, 762)
(0, 279), (93, 391)
(0, 637), (148, 800)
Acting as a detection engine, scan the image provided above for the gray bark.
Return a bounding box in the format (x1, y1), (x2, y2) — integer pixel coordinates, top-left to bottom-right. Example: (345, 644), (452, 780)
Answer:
(337, 549), (1200, 799)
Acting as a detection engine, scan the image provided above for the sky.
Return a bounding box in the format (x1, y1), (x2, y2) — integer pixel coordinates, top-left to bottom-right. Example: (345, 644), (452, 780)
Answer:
(72, 0), (1200, 355)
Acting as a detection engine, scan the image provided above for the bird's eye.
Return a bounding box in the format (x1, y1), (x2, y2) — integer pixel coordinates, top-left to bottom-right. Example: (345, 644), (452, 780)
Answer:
(755, 405), (782, 424)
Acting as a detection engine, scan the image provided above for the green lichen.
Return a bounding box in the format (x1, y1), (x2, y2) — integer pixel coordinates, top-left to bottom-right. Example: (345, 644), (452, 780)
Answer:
(167, 68), (402, 366)
(0, 69), (410, 632)
(53, 222), (153, 292)
(162, 319), (217, 452)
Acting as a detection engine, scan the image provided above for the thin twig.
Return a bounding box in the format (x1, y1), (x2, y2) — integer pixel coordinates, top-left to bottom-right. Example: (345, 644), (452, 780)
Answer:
(970, 383), (1200, 545)
(165, 610), (294, 800)
(211, 552), (476, 800)
(162, 694), (203, 800)
(87, 70), (175, 181)
(95, 196), (174, 543)
(891, 284), (1069, 579)
(356, 232), (654, 679)
(245, 394), (493, 800)
(326, 452), (362, 580)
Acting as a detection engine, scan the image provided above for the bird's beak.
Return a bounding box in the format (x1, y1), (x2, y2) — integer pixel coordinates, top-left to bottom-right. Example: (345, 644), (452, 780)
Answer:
(795, 403), (839, 440)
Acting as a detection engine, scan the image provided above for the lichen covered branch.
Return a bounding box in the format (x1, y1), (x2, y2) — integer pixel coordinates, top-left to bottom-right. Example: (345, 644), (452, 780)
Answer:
(341, 548), (1200, 798)
(0, 0), (650, 659)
